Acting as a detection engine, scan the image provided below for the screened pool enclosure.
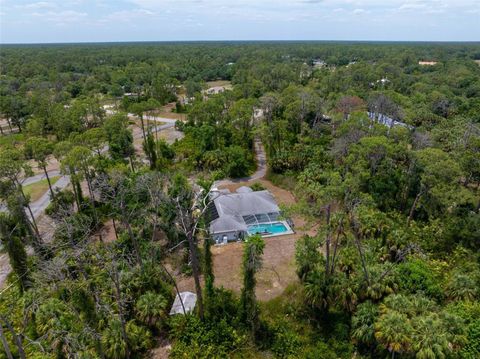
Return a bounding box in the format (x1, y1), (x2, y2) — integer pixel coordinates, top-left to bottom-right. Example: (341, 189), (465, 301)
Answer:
(208, 186), (294, 244)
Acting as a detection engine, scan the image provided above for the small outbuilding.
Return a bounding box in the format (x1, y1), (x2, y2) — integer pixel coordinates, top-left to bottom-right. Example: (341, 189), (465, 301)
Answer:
(169, 291), (197, 315)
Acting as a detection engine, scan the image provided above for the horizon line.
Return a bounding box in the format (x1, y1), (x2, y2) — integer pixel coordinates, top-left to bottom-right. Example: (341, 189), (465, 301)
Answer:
(2, 39), (480, 46)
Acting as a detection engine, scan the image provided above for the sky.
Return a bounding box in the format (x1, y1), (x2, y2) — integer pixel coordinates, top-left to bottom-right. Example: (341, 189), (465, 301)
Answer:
(0, 0), (479, 43)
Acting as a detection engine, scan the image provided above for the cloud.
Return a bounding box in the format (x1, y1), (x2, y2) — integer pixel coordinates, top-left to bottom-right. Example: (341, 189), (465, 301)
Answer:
(16, 1), (57, 10)
(1, 0), (480, 42)
(300, 0), (325, 3)
(101, 8), (156, 22)
(352, 8), (369, 15)
(31, 10), (87, 24)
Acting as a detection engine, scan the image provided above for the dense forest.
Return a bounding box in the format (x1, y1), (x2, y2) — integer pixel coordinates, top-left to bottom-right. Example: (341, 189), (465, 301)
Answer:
(0, 41), (479, 358)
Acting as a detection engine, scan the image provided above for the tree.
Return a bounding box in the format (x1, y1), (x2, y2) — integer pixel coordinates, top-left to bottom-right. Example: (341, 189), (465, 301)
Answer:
(336, 95), (365, 120)
(171, 176), (206, 320)
(135, 291), (168, 328)
(375, 310), (413, 358)
(103, 113), (135, 169)
(81, 127), (107, 157)
(374, 294), (466, 358)
(368, 93), (403, 123)
(64, 146), (97, 217)
(0, 149), (44, 255)
(352, 301), (379, 351)
(24, 137), (56, 199)
(143, 132), (157, 170)
(0, 213), (30, 292)
(239, 235), (265, 338)
(54, 141), (84, 209)
(408, 147), (471, 225)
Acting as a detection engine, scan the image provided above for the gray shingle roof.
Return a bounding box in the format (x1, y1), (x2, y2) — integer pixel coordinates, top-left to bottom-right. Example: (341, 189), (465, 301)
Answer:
(214, 190), (279, 217)
(209, 190), (280, 234)
(236, 186), (253, 193)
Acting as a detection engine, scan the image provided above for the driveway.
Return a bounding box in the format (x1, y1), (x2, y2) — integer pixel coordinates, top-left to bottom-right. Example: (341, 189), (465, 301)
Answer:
(213, 138), (267, 187)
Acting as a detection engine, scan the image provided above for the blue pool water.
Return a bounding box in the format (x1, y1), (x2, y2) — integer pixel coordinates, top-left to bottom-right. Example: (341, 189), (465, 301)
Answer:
(247, 222), (289, 236)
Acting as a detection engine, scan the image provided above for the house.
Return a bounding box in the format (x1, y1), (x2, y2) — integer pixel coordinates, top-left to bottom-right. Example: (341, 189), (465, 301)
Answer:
(419, 61), (438, 66)
(208, 187), (294, 244)
(312, 59), (326, 69)
(206, 86), (225, 95)
(368, 112), (414, 130)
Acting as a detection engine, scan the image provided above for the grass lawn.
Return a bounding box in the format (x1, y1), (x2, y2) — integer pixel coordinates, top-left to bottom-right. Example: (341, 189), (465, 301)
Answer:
(23, 176), (60, 202)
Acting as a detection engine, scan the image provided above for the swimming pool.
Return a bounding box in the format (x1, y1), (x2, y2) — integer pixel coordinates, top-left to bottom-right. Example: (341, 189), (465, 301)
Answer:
(247, 222), (290, 236)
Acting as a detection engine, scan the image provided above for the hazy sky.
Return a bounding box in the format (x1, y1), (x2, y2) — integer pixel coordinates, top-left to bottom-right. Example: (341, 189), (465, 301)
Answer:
(1, 0), (479, 43)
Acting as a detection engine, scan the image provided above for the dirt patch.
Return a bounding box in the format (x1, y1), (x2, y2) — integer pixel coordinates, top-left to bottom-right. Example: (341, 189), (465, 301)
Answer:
(97, 219), (118, 243)
(150, 103), (187, 121)
(206, 80), (232, 88)
(149, 338), (172, 359)
(0, 254), (11, 290)
(219, 179), (296, 206)
(156, 127), (184, 144)
(28, 156), (61, 175)
(211, 233), (299, 301)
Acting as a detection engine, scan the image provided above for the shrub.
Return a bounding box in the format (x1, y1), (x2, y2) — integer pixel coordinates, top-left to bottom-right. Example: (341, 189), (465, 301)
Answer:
(250, 182), (266, 191)
(169, 315), (247, 358)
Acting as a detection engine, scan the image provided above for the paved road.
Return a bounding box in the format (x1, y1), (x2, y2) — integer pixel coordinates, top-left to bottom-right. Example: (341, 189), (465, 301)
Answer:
(213, 138), (267, 188)
(29, 175), (70, 217)
(1, 115), (178, 220)
(21, 170), (62, 186)
(0, 114), (179, 289)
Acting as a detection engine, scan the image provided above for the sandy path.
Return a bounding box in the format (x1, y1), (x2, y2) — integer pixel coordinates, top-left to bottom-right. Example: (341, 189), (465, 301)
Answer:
(213, 138), (266, 187)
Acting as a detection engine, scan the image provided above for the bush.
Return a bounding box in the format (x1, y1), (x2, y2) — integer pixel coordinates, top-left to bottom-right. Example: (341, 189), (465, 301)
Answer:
(249, 182), (266, 191)
(270, 322), (302, 358)
(396, 259), (443, 300)
(302, 341), (341, 359)
(205, 287), (239, 323)
(169, 315), (248, 358)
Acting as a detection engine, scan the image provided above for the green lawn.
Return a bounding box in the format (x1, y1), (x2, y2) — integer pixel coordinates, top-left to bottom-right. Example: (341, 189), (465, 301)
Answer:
(23, 176), (60, 202)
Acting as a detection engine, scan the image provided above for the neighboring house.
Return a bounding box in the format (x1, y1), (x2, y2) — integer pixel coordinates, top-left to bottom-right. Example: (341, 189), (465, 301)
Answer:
(208, 186), (294, 245)
(368, 112), (414, 130)
(312, 59), (326, 69)
(419, 61), (438, 66)
(206, 86), (226, 95)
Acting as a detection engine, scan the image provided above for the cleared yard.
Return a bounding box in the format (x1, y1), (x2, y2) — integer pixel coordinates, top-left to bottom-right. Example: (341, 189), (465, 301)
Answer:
(206, 80), (232, 88)
(176, 179), (316, 302)
(23, 176), (60, 201)
(150, 103), (187, 121)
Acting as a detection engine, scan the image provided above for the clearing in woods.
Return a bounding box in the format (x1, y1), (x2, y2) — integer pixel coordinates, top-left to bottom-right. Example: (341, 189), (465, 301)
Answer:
(176, 179), (316, 301)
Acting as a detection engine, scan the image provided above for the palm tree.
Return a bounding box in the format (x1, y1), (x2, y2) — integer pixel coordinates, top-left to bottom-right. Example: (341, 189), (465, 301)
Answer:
(446, 272), (479, 301)
(102, 319), (129, 359)
(375, 310), (413, 358)
(411, 314), (451, 359)
(239, 235), (265, 338)
(351, 301), (378, 348)
(135, 291), (168, 328)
